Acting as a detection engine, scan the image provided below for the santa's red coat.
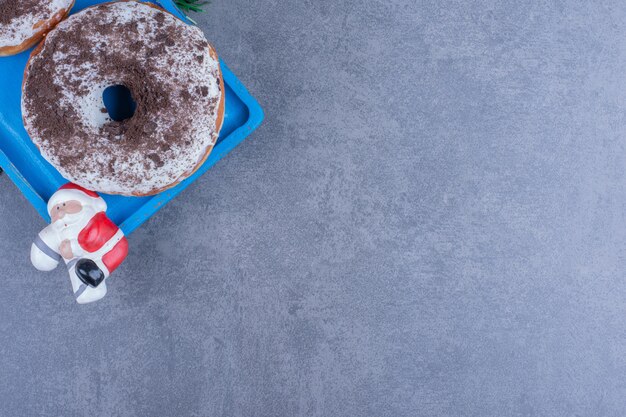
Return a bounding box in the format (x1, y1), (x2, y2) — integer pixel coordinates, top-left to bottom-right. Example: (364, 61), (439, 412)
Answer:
(78, 212), (128, 273)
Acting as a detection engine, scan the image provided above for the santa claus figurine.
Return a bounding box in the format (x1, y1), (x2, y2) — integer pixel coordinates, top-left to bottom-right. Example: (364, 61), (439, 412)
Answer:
(30, 183), (128, 304)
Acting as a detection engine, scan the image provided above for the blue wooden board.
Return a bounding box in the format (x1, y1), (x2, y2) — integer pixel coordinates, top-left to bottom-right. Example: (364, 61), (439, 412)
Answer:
(0, 0), (263, 234)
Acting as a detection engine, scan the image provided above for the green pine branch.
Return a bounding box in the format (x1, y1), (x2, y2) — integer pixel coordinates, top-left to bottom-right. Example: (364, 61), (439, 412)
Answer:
(175, 0), (209, 13)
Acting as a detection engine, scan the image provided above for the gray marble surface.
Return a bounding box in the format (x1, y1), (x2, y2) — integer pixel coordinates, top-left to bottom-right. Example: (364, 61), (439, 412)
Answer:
(2, 1), (626, 416)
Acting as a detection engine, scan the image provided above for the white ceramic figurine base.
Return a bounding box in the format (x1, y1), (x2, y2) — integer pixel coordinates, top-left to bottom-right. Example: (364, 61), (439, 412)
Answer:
(30, 183), (128, 303)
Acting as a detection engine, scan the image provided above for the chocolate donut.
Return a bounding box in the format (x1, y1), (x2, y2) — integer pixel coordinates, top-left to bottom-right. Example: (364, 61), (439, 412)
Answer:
(22, 1), (225, 196)
(0, 0), (74, 56)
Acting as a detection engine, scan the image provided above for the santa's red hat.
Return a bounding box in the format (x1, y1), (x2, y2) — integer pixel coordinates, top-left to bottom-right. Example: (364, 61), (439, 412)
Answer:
(47, 183), (107, 215)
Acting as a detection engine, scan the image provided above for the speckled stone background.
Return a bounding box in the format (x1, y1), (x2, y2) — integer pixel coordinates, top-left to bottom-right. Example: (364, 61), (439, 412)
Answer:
(2, 1), (626, 416)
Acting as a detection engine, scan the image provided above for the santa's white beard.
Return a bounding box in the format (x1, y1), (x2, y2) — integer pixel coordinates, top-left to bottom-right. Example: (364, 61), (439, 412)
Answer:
(51, 206), (99, 240)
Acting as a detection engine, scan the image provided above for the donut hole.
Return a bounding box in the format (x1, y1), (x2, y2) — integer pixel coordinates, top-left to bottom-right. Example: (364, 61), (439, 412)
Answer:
(103, 85), (137, 122)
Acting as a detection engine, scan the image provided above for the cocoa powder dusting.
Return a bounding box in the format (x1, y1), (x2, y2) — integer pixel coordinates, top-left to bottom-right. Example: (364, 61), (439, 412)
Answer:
(25, 13), (186, 175)
(22, 2), (222, 194)
(0, 0), (46, 25)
